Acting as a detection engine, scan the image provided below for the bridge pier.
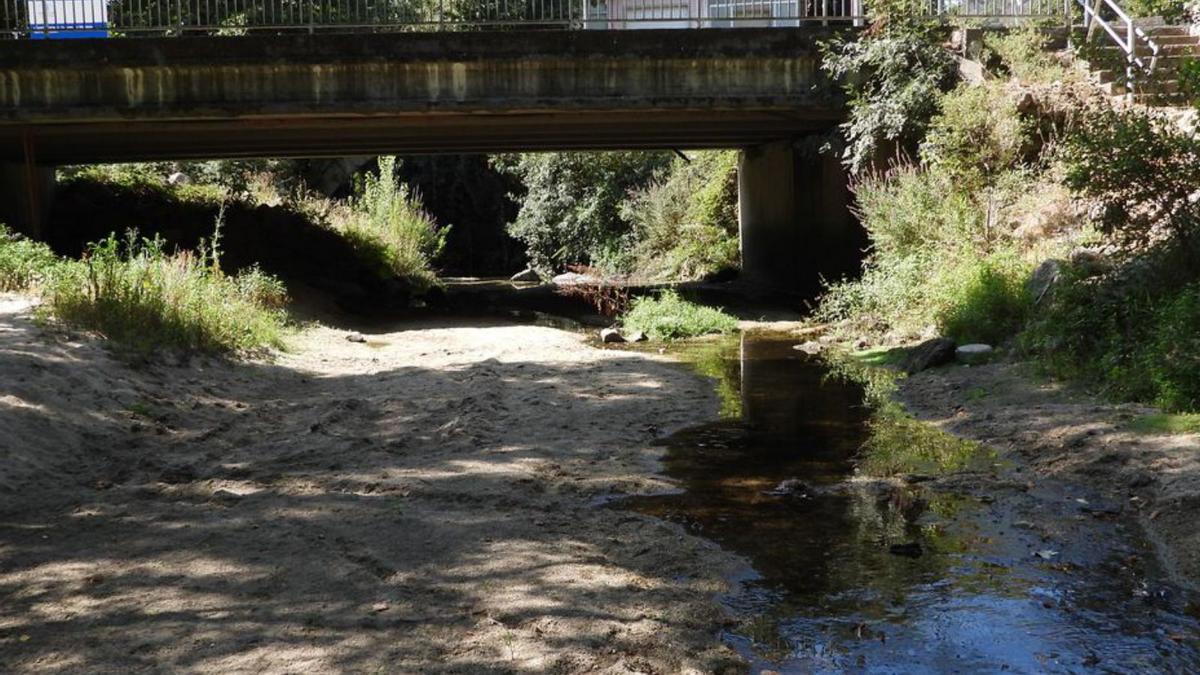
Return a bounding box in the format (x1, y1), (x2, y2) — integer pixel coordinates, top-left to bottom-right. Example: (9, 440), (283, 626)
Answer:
(0, 161), (55, 240)
(737, 138), (860, 293)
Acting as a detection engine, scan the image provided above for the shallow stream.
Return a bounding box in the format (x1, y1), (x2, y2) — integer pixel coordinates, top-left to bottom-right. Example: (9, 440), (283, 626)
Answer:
(619, 332), (1200, 673)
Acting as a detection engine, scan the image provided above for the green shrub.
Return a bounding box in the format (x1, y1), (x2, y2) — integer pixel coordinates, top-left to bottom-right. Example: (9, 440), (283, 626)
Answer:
(0, 225), (61, 291)
(1060, 106), (1200, 253)
(820, 0), (957, 173)
(1123, 0), (1186, 21)
(921, 82), (1029, 189)
(43, 232), (288, 354)
(936, 252), (1033, 345)
(620, 290), (738, 340)
(983, 24), (1071, 84)
(1024, 265), (1200, 412)
(495, 151), (670, 274)
(816, 163), (1041, 343)
(334, 157), (448, 292)
(1179, 58), (1200, 109)
(618, 150), (740, 281)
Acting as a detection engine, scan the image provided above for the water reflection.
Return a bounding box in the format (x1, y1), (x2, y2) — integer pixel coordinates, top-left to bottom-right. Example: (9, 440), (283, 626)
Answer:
(622, 332), (1200, 673)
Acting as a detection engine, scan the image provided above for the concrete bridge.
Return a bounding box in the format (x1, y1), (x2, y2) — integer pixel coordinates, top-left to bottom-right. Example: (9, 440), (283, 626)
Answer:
(0, 28), (857, 289)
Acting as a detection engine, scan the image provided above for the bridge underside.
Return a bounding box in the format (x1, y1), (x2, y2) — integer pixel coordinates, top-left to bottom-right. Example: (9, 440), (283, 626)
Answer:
(0, 109), (837, 164)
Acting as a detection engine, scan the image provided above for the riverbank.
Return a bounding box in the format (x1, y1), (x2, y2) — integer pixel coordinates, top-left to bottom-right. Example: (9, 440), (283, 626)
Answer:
(894, 358), (1200, 590)
(0, 293), (746, 673)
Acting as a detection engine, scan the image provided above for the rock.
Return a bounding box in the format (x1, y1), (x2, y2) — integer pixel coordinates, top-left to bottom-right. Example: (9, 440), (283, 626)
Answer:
(794, 340), (823, 355)
(955, 343), (994, 365)
(626, 330), (648, 342)
(600, 328), (625, 343)
(888, 542), (923, 558)
(1069, 247), (1111, 277)
(763, 478), (809, 497)
(166, 171), (191, 186)
(902, 337), (956, 374)
(510, 268), (540, 283)
(346, 332), (367, 343)
(1027, 259), (1062, 305)
(211, 489), (242, 505)
(552, 271), (602, 286)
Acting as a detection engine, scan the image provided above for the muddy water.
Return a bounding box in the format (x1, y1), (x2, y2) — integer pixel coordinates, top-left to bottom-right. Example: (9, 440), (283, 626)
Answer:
(622, 333), (1200, 673)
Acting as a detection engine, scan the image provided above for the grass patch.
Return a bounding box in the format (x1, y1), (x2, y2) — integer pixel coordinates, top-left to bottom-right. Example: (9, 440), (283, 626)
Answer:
(1127, 413), (1200, 435)
(43, 231), (289, 354)
(324, 157), (448, 292)
(0, 226), (61, 291)
(619, 289), (738, 341)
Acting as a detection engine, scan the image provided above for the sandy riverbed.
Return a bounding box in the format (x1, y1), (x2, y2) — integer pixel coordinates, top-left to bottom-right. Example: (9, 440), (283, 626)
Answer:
(0, 294), (747, 673)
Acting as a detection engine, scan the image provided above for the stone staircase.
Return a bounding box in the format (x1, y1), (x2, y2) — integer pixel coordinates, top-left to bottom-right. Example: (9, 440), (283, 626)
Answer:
(1091, 24), (1200, 104)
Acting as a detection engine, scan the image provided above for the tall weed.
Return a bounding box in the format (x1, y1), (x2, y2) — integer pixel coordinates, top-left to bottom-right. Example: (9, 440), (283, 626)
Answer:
(44, 231), (288, 354)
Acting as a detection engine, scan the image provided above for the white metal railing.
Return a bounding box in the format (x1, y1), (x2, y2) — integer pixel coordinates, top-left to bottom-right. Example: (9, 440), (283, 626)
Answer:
(0, 0), (1069, 37)
(1078, 0), (1160, 84)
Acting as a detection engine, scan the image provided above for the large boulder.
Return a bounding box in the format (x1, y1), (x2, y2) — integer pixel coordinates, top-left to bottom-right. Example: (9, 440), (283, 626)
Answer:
(902, 337), (957, 374)
(552, 271), (602, 286)
(1027, 259), (1062, 305)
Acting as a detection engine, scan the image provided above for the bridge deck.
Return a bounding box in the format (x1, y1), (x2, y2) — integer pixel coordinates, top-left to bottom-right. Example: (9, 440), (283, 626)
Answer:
(0, 29), (843, 161)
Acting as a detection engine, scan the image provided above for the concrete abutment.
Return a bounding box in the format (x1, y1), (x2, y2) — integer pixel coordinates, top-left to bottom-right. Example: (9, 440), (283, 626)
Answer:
(0, 161), (55, 239)
(737, 138), (862, 293)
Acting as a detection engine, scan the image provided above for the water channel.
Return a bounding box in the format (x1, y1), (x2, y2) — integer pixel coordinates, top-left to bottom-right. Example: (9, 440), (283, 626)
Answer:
(617, 332), (1200, 673)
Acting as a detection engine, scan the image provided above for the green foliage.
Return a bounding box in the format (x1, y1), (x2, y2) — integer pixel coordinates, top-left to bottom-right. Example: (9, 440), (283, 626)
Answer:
(821, 0), (957, 173)
(495, 151), (670, 273)
(619, 290), (738, 341)
(936, 252), (1033, 345)
(1123, 0), (1186, 21)
(60, 164), (228, 204)
(43, 231), (288, 354)
(618, 151), (740, 281)
(1025, 267), (1200, 412)
(983, 24), (1071, 84)
(817, 163), (1038, 343)
(921, 82), (1029, 189)
(1061, 106), (1200, 253)
(0, 225), (61, 292)
(337, 157), (448, 292)
(1176, 57), (1200, 109)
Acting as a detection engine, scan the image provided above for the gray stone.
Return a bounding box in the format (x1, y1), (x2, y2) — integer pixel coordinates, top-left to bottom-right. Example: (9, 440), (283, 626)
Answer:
(794, 340), (823, 355)
(166, 171), (191, 186)
(510, 268), (540, 283)
(1027, 259), (1062, 305)
(346, 332), (367, 343)
(903, 337), (956, 374)
(956, 343), (994, 365)
(1069, 247), (1111, 277)
(600, 328), (625, 343)
(552, 272), (602, 286)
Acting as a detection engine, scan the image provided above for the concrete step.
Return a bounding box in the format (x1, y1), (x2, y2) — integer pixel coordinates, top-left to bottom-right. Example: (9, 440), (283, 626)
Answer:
(1095, 43), (1200, 57)
(1146, 25), (1191, 36)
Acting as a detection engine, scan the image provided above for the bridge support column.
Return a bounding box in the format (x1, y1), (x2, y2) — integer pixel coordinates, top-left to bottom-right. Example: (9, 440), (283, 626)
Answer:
(737, 138), (860, 293)
(0, 161), (55, 240)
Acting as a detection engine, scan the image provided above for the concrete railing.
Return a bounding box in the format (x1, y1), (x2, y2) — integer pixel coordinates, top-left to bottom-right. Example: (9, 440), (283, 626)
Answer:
(2, 0), (1067, 37)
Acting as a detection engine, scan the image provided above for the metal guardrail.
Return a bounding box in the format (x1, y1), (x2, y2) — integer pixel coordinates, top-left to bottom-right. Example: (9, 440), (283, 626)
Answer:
(1078, 0), (1160, 83)
(1, 0), (1067, 37)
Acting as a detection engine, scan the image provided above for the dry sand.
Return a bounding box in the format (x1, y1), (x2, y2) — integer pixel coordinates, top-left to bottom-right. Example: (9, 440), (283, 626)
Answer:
(896, 360), (1200, 590)
(0, 294), (746, 674)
